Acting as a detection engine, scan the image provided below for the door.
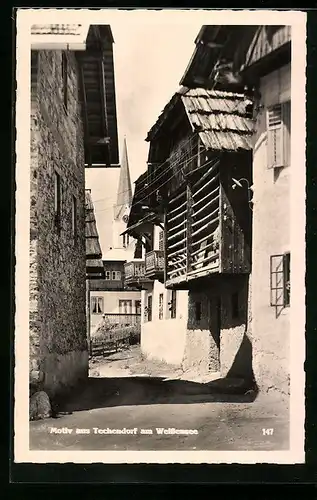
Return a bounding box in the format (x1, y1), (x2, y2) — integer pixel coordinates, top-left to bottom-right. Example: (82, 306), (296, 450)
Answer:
(135, 300), (141, 315)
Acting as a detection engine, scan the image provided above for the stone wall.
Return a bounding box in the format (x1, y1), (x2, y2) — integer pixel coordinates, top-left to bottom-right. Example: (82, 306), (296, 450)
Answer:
(185, 274), (253, 379)
(30, 50), (87, 398)
(184, 291), (219, 374)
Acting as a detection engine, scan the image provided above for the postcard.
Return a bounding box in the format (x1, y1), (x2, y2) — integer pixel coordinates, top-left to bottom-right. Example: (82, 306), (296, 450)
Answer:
(14, 8), (306, 464)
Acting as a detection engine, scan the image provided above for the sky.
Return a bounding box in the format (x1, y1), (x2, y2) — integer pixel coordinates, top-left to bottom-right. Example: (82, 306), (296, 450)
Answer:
(86, 21), (202, 255)
(111, 22), (202, 184)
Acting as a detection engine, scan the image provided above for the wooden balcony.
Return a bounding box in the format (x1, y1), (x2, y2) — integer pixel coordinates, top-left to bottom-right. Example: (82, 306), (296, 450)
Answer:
(124, 259), (153, 288)
(165, 158), (251, 289)
(145, 250), (165, 281)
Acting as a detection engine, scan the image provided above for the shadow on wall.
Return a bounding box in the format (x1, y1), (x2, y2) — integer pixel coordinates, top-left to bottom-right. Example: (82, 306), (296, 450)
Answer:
(225, 332), (256, 389)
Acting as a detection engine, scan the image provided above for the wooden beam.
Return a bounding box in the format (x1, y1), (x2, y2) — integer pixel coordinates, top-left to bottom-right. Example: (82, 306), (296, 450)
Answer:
(78, 59), (93, 168)
(99, 56), (111, 166)
(186, 181), (193, 273)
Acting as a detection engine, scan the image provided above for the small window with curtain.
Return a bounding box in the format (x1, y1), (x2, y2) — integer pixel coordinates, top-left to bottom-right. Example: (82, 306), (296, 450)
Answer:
(267, 100), (291, 169)
(91, 296), (103, 314)
(111, 270), (121, 281)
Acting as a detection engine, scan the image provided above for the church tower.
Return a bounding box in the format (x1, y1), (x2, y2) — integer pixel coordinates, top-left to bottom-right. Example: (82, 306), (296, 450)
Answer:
(112, 137), (134, 253)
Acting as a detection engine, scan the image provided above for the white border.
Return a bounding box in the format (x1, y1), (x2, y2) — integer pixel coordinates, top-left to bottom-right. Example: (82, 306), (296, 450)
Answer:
(15, 8), (307, 464)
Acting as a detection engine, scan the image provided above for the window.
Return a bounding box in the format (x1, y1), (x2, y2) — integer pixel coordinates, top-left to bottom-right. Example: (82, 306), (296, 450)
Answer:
(72, 195), (77, 240)
(159, 293), (164, 319)
(168, 290), (177, 319)
(112, 270), (121, 281)
(270, 252), (291, 309)
(54, 171), (61, 233)
(123, 234), (129, 248)
(231, 292), (239, 319)
(91, 296), (103, 314)
(267, 100), (291, 169)
(119, 300), (132, 314)
(135, 300), (141, 315)
(159, 230), (164, 251)
(134, 238), (143, 259)
(195, 301), (202, 322)
(62, 52), (68, 111)
(147, 295), (152, 322)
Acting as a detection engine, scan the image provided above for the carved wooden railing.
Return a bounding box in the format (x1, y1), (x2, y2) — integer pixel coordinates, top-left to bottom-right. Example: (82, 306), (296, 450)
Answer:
(145, 250), (164, 277)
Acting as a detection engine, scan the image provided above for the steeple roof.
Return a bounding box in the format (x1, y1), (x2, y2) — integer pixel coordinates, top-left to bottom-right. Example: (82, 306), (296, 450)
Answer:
(114, 137), (133, 219)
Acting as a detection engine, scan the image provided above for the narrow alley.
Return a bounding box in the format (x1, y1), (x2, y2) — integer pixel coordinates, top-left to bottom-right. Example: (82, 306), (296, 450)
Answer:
(30, 346), (289, 451)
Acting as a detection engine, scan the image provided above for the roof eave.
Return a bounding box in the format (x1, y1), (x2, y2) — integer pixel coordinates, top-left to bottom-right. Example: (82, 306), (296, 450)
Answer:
(31, 25), (90, 50)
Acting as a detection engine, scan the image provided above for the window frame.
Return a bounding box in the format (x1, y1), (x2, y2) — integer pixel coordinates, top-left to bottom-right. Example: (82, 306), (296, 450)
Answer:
(270, 252), (291, 309)
(91, 296), (104, 315)
(119, 299), (132, 314)
(168, 289), (177, 319)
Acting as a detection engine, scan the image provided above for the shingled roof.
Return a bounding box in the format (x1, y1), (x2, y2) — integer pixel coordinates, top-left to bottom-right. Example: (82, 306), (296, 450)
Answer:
(146, 87), (255, 151)
(31, 24), (86, 35)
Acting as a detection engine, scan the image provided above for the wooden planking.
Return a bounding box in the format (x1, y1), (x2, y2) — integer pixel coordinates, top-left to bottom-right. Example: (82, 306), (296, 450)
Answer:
(220, 186), (250, 274)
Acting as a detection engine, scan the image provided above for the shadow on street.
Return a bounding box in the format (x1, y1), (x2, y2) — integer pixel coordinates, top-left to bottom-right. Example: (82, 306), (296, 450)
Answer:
(54, 375), (257, 415)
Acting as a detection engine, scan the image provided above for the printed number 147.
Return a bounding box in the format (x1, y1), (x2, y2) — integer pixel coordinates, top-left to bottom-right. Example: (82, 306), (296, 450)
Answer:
(262, 428), (274, 436)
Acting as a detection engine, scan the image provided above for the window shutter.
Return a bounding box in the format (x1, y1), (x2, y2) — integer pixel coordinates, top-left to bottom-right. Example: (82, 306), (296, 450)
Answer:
(267, 104), (283, 168)
(282, 100), (291, 167)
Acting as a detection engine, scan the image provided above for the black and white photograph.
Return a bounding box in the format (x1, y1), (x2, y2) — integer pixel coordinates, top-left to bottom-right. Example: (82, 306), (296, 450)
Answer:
(14, 8), (306, 464)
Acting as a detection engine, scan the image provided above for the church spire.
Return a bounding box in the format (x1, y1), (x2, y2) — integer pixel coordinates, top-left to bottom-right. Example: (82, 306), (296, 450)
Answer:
(114, 136), (132, 219)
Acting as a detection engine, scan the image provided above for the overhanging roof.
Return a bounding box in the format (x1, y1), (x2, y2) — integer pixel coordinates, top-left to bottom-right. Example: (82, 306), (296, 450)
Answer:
(180, 25), (291, 89)
(76, 25), (119, 167)
(31, 23), (119, 167)
(31, 23), (90, 50)
(146, 87), (254, 151)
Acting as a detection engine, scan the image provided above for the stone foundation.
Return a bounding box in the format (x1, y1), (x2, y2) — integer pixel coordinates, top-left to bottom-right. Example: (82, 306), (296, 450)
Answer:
(41, 349), (88, 398)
